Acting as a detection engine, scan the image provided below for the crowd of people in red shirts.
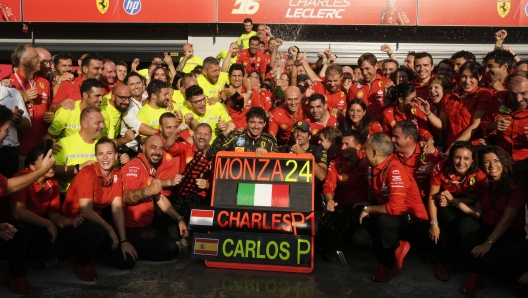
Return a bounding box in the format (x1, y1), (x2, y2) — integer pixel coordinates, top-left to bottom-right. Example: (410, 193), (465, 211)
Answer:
(0, 18), (527, 296)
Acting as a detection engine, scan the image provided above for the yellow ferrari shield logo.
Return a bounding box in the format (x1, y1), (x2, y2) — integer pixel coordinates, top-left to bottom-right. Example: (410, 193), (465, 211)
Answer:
(97, 0), (109, 14)
(497, 0), (511, 18)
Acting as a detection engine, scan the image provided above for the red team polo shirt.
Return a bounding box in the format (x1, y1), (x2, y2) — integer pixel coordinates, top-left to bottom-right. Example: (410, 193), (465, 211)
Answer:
(121, 154), (158, 228)
(393, 144), (444, 200)
(156, 132), (190, 197)
(52, 75), (84, 103)
(0, 169), (59, 221)
(251, 88), (273, 113)
(268, 105), (305, 144)
(480, 184), (527, 229)
(430, 160), (488, 199)
(221, 86), (253, 129)
(9, 71), (51, 156)
(61, 164), (123, 218)
(485, 91), (528, 161)
(304, 114), (339, 139)
(310, 81), (347, 113)
(236, 49), (268, 75)
(323, 156), (368, 206)
(413, 78), (433, 101)
(349, 74), (392, 120)
(442, 87), (492, 147)
(381, 105), (433, 141)
(368, 156), (428, 220)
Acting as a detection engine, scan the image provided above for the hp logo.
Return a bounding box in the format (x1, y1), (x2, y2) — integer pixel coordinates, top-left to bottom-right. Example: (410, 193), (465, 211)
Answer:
(123, 0), (141, 15)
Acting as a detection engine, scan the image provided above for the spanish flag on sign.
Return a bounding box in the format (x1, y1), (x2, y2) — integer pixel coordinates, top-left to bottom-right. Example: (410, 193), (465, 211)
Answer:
(194, 238), (219, 256)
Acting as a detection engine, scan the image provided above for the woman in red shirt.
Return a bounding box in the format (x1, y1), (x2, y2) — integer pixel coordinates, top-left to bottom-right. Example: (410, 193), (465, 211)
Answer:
(59, 137), (137, 281)
(2, 146), (63, 294)
(416, 75), (452, 151)
(427, 141), (487, 282)
(420, 62), (492, 152)
(381, 83), (433, 142)
(340, 99), (382, 145)
(448, 146), (527, 295)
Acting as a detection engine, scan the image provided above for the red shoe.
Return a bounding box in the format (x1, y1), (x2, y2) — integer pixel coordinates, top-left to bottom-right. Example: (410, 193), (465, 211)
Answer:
(3, 273), (33, 294)
(511, 282), (525, 297)
(460, 273), (484, 295)
(73, 262), (98, 281)
(434, 263), (450, 281)
(372, 264), (398, 282)
(394, 240), (410, 269)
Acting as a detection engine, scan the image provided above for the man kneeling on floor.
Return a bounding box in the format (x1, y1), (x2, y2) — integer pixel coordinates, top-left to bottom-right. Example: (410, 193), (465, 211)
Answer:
(359, 132), (428, 282)
(121, 135), (189, 261)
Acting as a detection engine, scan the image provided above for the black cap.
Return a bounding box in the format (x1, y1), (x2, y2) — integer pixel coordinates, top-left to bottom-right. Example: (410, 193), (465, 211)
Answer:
(292, 121), (311, 133)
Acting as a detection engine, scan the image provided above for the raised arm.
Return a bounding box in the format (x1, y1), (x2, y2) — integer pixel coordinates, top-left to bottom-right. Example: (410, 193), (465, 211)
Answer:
(381, 44), (397, 60)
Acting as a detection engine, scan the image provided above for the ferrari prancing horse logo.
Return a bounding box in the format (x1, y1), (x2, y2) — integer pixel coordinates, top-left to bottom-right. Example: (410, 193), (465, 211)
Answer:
(97, 0), (109, 14)
(497, 0), (511, 18)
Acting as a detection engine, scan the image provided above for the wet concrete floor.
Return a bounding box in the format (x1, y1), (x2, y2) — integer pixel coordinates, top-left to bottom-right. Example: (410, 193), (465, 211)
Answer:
(0, 244), (515, 298)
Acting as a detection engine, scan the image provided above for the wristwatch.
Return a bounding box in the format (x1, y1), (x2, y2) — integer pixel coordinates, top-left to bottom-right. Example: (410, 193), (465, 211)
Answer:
(430, 221), (438, 225)
(487, 239), (494, 245)
(363, 206), (369, 213)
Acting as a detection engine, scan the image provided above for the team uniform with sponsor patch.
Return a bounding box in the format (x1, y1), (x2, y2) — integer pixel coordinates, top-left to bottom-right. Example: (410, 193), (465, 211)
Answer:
(348, 74), (392, 120)
(485, 91), (528, 161)
(121, 153), (182, 261)
(61, 164), (122, 219)
(268, 106), (305, 145)
(310, 81), (347, 115)
(121, 154), (159, 228)
(0, 169), (59, 221)
(304, 114), (339, 138)
(369, 156), (428, 220)
(381, 105), (433, 141)
(364, 156), (428, 271)
(442, 87), (492, 147)
(220, 87), (252, 129)
(9, 71), (51, 156)
(393, 144), (444, 200)
(253, 88), (274, 112)
(236, 49), (268, 76)
(430, 160), (488, 199)
(323, 156), (368, 206)
(52, 76), (83, 103)
(211, 130), (278, 155)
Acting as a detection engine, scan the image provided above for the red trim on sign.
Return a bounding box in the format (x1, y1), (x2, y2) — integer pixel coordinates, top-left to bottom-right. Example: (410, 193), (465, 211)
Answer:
(191, 210), (214, 218)
(272, 184), (290, 207)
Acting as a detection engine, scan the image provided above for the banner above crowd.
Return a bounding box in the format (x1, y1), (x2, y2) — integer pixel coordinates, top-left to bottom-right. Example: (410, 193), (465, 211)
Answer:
(418, 0), (528, 26)
(0, 0), (20, 21)
(217, 0), (418, 25)
(20, 0), (217, 23)
(3, 0), (528, 26)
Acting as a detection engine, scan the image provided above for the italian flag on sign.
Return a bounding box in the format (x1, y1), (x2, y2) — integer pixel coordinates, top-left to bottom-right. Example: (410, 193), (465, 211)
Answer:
(237, 183), (290, 207)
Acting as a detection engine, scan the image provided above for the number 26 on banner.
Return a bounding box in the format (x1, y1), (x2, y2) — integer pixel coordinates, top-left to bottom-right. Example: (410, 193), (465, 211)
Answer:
(232, 0), (260, 14)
